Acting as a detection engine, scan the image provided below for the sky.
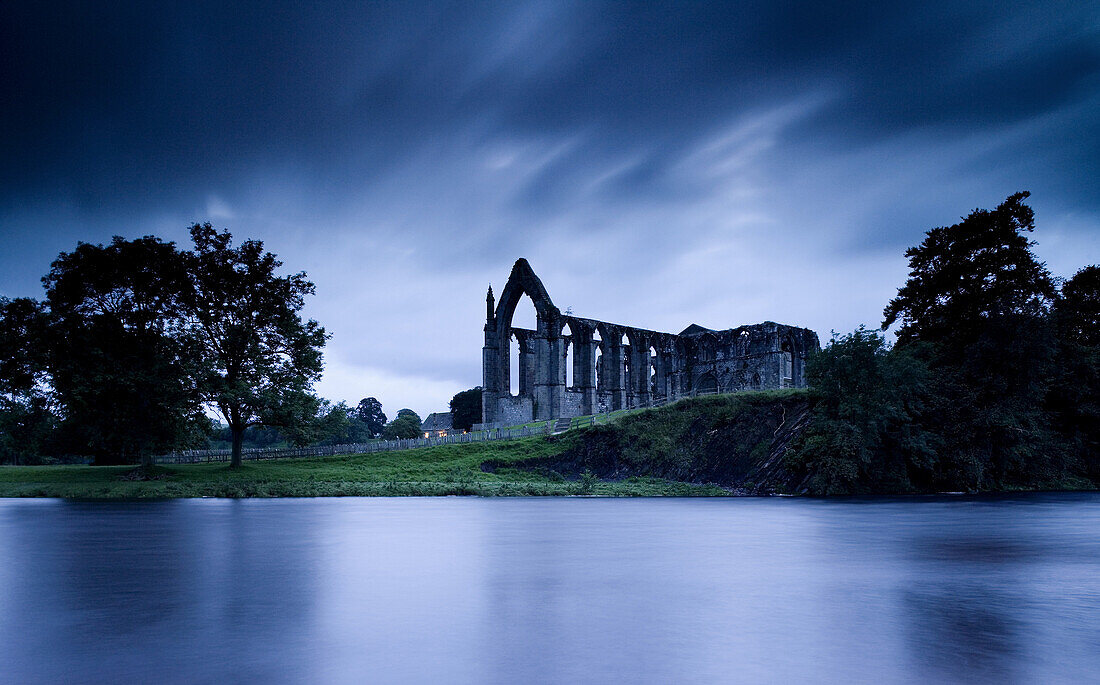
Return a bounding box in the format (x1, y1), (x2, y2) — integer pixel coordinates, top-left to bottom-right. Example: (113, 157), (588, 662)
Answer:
(2, 1), (1099, 419)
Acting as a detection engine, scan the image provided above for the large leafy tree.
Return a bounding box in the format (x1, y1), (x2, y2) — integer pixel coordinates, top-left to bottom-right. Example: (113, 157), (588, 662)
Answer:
(0, 297), (55, 464)
(383, 409), (421, 439)
(1048, 266), (1100, 479)
(881, 192), (1060, 488)
(1054, 265), (1100, 347)
(353, 397), (387, 437)
(883, 191), (1056, 347)
(449, 387), (482, 431)
(182, 223), (328, 467)
(44, 237), (206, 465)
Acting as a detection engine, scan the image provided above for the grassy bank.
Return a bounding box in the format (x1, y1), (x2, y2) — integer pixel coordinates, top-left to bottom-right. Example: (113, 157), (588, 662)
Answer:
(525, 389), (812, 493)
(0, 435), (725, 498)
(0, 391), (815, 499)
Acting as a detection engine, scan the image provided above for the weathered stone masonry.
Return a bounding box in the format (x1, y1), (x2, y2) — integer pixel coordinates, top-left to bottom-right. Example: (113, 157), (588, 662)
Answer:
(480, 259), (820, 427)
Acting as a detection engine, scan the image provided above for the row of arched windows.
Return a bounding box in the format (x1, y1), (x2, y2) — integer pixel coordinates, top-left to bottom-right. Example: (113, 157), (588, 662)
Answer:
(503, 292), (795, 398)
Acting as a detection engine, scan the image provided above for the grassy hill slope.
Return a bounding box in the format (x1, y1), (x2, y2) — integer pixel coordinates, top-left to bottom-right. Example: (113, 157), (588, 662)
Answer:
(0, 391), (811, 498)
(491, 390), (811, 494)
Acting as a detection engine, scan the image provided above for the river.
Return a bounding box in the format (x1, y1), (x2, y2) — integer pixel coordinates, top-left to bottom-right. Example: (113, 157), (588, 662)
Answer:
(1, 494), (1098, 683)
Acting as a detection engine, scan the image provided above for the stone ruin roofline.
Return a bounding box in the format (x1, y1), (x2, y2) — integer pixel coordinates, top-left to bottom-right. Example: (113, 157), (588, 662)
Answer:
(515, 313), (812, 349)
(481, 257), (821, 426)
(557, 315), (809, 340)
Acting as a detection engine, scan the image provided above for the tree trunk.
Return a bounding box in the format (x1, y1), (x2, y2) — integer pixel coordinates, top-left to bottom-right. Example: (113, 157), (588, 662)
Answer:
(231, 425), (244, 468)
(141, 452), (154, 468)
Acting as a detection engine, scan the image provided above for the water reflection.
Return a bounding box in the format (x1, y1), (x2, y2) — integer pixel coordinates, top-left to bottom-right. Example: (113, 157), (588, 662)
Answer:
(1, 495), (1099, 684)
(0, 500), (325, 682)
(904, 582), (1022, 683)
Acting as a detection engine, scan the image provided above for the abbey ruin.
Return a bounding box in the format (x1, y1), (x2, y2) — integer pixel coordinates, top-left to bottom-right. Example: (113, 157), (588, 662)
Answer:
(480, 259), (820, 427)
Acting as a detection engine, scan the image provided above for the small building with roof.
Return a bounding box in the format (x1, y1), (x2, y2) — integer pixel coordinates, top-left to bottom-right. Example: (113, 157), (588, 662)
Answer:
(421, 412), (455, 438)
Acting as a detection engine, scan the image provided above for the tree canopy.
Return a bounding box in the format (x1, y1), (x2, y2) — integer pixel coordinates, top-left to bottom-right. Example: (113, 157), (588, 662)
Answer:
(788, 192), (1094, 493)
(787, 327), (933, 494)
(0, 297), (50, 398)
(1055, 265), (1100, 347)
(1048, 265), (1100, 481)
(183, 223), (328, 467)
(882, 191), (1056, 348)
(449, 387), (482, 431)
(0, 297), (54, 465)
(878, 192), (1062, 488)
(44, 236), (206, 465)
(353, 397), (387, 437)
(383, 409), (421, 439)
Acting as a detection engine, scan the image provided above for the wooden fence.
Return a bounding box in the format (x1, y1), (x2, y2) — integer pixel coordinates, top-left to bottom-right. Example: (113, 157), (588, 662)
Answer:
(155, 420), (559, 464)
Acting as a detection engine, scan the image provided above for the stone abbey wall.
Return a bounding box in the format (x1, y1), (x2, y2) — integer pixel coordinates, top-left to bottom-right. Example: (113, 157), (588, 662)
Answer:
(480, 259), (820, 427)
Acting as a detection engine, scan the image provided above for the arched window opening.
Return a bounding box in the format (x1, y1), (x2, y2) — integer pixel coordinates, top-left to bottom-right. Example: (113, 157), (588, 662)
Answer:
(510, 292), (537, 332)
(701, 334), (717, 362)
(594, 348), (603, 392)
(506, 294), (538, 397)
(562, 322), (574, 389)
(593, 329), (603, 392)
(781, 339), (794, 388)
(649, 345), (658, 396)
(509, 331), (522, 396)
(621, 333), (631, 392)
(697, 372), (718, 395)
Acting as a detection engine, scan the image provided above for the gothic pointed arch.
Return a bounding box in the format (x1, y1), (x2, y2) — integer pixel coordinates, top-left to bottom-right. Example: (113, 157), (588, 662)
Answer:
(697, 372), (718, 394)
(494, 258), (560, 333)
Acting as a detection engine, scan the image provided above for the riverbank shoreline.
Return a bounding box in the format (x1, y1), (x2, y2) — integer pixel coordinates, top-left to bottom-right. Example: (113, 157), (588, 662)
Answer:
(0, 438), (731, 499)
(0, 474), (730, 499)
(4, 387), (1096, 498)
(1, 462), (1093, 500)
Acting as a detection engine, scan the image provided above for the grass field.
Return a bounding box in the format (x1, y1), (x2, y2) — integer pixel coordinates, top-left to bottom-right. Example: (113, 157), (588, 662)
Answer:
(0, 392), (820, 499)
(0, 435), (727, 499)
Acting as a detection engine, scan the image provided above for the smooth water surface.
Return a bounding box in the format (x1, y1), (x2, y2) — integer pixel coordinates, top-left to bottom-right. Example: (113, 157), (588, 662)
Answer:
(2, 495), (1099, 684)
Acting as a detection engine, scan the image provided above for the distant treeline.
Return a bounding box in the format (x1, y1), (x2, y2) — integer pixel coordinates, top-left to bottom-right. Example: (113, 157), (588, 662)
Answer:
(786, 192), (1099, 494)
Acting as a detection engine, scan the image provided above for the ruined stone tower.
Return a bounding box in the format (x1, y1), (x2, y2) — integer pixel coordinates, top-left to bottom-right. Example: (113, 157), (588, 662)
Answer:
(480, 258), (819, 427)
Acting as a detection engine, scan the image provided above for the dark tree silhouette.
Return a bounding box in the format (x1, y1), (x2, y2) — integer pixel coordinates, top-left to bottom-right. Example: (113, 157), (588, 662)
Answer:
(449, 387), (482, 431)
(383, 409), (421, 439)
(0, 297), (50, 398)
(879, 192), (1061, 488)
(0, 297), (54, 465)
(44, 237), (205, 465)
(883, 191), (1056, 347)
(1049, 265), (1100, 479)
(182, 223), (328, 468)
(353, 397), (387, 437)
(1055, 265), (1100, 347)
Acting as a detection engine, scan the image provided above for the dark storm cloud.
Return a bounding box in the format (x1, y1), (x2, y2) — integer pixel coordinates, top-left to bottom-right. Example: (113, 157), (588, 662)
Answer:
(4, 1), (1097, 214)
(2, 0), (1098, 413)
